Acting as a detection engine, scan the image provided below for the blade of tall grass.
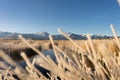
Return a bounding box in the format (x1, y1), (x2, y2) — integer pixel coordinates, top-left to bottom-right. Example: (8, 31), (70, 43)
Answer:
(58, 28), (85, 53)
(20, 52), (46, 80)
(110, 24), (120, 49)
(0, 50), (28, 80)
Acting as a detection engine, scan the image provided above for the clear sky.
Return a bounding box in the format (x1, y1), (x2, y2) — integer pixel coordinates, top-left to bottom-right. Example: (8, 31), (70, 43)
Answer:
(0, 0), (120, 35)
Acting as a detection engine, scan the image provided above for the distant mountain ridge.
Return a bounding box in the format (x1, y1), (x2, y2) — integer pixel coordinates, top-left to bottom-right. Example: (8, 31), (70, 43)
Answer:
(0, 31), (113, 40)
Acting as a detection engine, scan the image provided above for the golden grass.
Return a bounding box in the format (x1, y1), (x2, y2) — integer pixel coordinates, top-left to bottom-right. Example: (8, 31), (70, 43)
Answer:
(0, 24), (120, 80)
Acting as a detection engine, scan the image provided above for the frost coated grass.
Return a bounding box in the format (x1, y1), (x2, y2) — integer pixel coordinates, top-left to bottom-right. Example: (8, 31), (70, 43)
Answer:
(0, 24), (120, 80)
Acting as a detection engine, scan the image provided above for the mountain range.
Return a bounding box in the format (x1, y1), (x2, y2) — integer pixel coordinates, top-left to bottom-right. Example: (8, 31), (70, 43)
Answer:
(0, 31), (113, 40)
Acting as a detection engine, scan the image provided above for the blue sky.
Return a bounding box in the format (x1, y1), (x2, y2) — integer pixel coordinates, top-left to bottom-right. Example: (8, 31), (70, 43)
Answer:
(0, 0), (120, 35)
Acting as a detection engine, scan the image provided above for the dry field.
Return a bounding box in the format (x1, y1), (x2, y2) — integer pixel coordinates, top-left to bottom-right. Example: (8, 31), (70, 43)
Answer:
(0, 39), (118, 61)
(0, 25), (120, 80)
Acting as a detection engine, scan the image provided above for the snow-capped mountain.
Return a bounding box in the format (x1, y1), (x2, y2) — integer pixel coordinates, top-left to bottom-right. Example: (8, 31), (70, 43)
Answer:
(0, 31), (112, 40)
(36, 32), (49, 36)
(0, 31), (12, 38)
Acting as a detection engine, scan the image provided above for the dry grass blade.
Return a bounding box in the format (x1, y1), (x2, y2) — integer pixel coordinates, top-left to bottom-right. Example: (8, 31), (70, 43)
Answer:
(49, 35), (60, 64)
(58, 28), (85, 53)
(18, 35), (55, 69)
(84, 41), (91, 55)
(20, 52), (46, 80)
(72, 54), (93, 80)
(49, 35), (75, 80)
(110, 24), (120, 49)
(0, 50), (28, 80)
(18, 35), (45, 59)
(86, 34), (96, 60)
(21, 52), (33, 69)
(54, 45), (75, 66)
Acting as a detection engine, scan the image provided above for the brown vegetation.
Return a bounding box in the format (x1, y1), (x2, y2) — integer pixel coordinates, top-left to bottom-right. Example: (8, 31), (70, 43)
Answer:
(0, 25), (120, 80)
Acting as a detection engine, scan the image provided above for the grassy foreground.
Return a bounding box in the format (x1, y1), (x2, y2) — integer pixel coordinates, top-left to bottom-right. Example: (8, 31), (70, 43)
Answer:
(0, 25), (120, 80)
